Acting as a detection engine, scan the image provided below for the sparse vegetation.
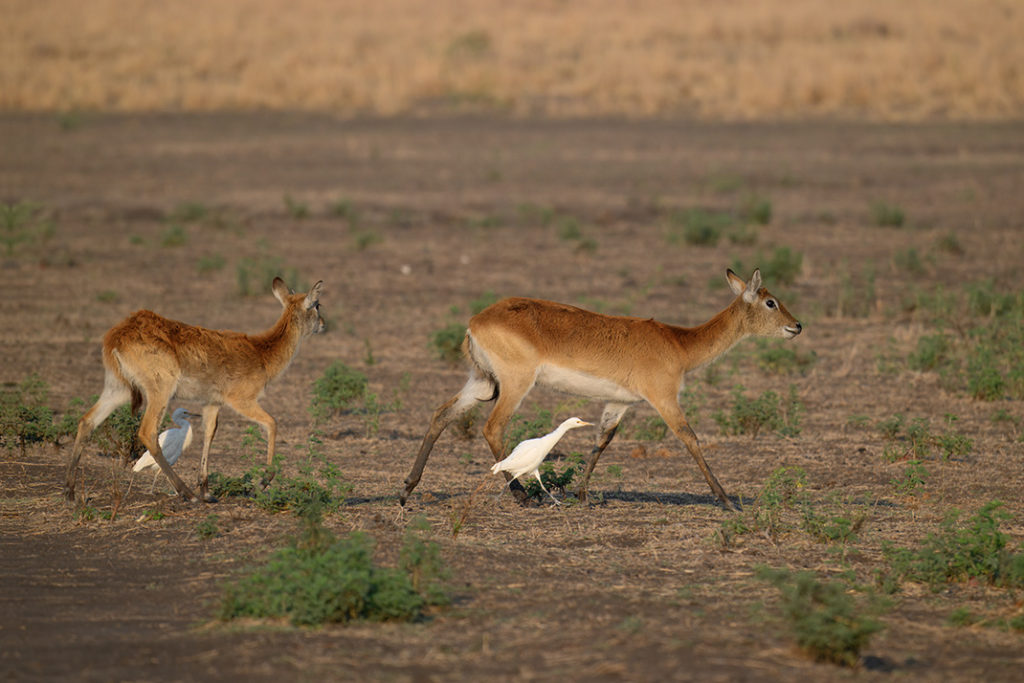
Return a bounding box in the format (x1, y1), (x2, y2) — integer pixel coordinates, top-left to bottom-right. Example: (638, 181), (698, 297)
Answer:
(283, 194), (309, 219)
(220, 510), (448, 626)
(431, 322), (466, 364)
(236, 252), (301, 296)
(1, 201), (54, 256)
(210, 429), (350, 514)
(883, 501), (1024, 590)
(713, 385), (802, 438)
(1, 375), (79, 453)
(758, 566), (885, 667)
(870, 200), (905, 227)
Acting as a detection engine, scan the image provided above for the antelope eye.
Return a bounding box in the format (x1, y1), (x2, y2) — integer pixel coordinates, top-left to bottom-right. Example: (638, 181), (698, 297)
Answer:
(766, 299), (776, 309)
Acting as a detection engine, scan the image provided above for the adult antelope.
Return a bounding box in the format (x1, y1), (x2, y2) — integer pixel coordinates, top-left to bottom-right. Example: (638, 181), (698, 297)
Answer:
(64, 278), (325, 503)
(400, 269), (801, 511)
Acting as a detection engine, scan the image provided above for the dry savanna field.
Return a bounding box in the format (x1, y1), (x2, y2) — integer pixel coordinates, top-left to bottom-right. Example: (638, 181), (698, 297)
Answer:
(3, 2), (1024, 682)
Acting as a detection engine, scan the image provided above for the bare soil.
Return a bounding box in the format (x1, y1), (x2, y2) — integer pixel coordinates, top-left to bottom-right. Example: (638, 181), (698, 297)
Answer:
(2, 113), (1024, 681)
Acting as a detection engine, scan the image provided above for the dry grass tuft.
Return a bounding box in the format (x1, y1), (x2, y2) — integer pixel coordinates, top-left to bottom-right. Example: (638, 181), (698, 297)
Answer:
(4, 0), (1023, 120)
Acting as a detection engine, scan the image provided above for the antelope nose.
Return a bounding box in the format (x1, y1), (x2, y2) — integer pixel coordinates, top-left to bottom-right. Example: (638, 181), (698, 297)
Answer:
(794, 322), (802, 333)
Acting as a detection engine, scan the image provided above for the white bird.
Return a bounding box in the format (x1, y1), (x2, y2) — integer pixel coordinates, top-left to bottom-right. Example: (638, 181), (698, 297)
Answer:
(132, 408), (198, 492)
(491, 417), (592, 505)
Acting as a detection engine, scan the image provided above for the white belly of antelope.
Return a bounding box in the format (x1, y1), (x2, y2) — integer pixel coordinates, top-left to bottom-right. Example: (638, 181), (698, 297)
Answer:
(536, 364), (643, 403)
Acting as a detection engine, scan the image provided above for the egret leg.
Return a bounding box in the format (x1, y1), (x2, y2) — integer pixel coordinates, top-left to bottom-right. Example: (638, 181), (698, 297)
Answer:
(535, 472), (561, 506)
(493, 477), (515, 503)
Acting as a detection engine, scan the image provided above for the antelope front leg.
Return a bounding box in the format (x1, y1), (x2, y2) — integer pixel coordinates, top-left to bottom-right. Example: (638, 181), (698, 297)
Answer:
(653, 400), (738, 511)
(230, 399), (277, 488)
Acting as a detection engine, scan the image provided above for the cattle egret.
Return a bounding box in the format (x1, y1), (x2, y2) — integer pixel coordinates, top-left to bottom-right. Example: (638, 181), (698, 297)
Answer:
(491, 417), (592, 505)
(132, 408), (198, 492)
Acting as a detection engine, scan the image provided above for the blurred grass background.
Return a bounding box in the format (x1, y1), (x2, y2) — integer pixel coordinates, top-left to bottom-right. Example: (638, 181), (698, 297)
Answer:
(3, 0), (1022, 120)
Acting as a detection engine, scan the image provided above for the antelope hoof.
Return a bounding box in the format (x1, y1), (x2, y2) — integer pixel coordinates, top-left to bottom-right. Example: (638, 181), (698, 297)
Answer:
(203, 492), (219, 504)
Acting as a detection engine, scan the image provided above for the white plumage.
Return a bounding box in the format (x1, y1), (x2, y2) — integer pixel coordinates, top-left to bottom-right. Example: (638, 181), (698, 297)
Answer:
(491, 417), (592, 505)
(132, 408), (197, 492)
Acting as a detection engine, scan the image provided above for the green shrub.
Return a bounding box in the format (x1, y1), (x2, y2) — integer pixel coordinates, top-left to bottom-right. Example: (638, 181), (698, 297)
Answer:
(168, 201), (209, 223)
(160, 223), (187, 247)
(197, 253), (226, 274)
(210, 431), (350, 514)
(713, 385), (802, 438)
(758, 567), (885, 667)
(732, 247), (803, 286)
(469, 291), (500, 315)
(878, 413), (973, 462)
(431, 323), (466, 364)
(310, 362), (369, 422)
(557, 216), (582, 241)
(883, 501), (1024, 590)
(524, 453), (585, 502)
(631, 415), (668, 441)
(283, 194), (309, 219)
(740, 195), (772, 225)
(220, 512), (447, 626)
(754, 340), (817, 375)
(195, 514), (220, 540)
(668, 208), (732, 247)
(870, 201), (905, 227)
(0, 201), (54, 256)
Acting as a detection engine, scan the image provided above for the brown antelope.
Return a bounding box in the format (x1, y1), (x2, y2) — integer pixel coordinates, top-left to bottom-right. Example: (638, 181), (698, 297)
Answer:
(400, 269), (801, 511)
(64, 278), (325, 503)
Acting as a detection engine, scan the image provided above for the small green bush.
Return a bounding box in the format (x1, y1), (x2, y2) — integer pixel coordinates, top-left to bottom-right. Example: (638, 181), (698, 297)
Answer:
(210, 431), (350, 514)
(754, 340), (817, 375)
(195, 514), (220, 539)
(431, 323), (466, 364)
(310, 362), (369, 422)
(220, 512), (448, 626)
(883, 500), (1024, 590)
(160, 223), (187, 247)
(870, 201), (905, 227)
(878, 413), (973, 462)
(668, 208), (732, 247)
(0, 201), (54, 256)
(283, 194), (309, 219)
(713, 385), (802, 438)
(741, 195), (772, 225)
(732, 247), (803, 287)
(197, 253), (226, 274)
(758, 566), (885, 667)
(524, 453), (585, 502)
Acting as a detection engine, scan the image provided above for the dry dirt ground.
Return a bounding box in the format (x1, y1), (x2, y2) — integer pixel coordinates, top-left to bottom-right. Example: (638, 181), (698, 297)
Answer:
(2, 114), (1024, 681)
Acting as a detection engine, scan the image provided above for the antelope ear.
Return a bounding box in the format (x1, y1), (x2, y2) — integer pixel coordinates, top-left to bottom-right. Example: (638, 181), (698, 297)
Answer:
(304, 280), (323, 310)
(726, 269), (746, 296)
(743, 269), (762, 303)
(272, 277), (290, 305)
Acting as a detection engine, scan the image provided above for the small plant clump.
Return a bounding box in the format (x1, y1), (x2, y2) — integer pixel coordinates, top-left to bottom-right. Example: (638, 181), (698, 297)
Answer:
(220, 510), (448, 626)
(713, 385), (802, 438)
(870, 200), (905, 227)
(1, 201), (55, 256)
(431, 322), (466, 364)
(758, 566), (885, 667)
(877, 413), (973, 462)
(883, 500), (1024, 591)
(0, 375), (79, 453)
(209, 430), (351, 514)
(904, 281), (1024, 400)
(309, 362), (369, 422)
